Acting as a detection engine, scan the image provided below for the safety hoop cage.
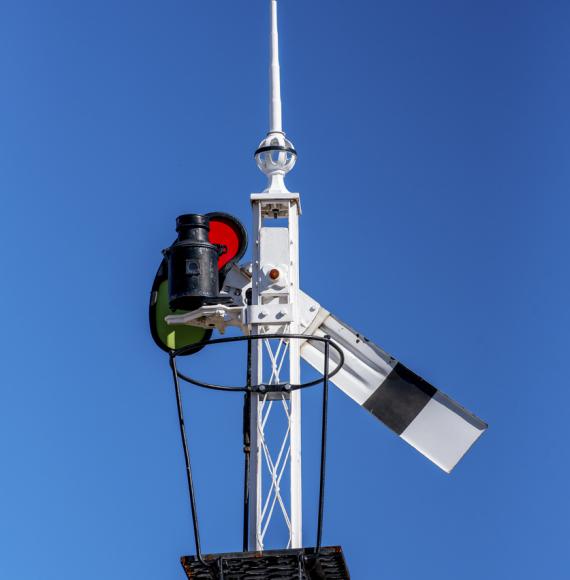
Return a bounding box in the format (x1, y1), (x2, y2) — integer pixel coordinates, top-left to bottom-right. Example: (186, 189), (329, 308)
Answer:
(168, 333), (345, 575)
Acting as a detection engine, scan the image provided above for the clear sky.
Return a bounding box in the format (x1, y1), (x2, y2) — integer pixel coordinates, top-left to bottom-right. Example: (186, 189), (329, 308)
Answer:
(1, 1), (568, 578)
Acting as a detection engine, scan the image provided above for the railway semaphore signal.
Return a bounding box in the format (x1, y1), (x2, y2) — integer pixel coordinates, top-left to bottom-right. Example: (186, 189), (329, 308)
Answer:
(149, 1), (487, 577)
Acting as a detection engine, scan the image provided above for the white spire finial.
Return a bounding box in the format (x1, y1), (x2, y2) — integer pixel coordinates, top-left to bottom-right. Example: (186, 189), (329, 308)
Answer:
(269, 0), (282, 133)
(255, 0), (297, 193)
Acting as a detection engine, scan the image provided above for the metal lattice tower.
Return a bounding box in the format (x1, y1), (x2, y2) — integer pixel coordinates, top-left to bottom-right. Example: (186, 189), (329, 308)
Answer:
(249, 0), (302, 551)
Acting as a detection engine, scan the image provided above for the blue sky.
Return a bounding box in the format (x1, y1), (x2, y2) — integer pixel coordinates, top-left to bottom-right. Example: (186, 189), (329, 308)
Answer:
(1, 1), (569, 578)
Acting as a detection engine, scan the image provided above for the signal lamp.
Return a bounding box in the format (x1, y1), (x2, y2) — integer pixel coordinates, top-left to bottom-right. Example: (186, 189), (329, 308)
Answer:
(163, 214), (222, 311)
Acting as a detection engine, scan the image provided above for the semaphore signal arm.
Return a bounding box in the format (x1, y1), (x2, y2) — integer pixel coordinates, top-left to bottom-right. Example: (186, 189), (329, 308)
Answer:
(165, 261), (487, 474)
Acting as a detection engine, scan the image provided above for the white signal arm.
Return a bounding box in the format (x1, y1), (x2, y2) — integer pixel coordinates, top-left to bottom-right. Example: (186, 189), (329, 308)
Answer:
(296, 295), (488, 474)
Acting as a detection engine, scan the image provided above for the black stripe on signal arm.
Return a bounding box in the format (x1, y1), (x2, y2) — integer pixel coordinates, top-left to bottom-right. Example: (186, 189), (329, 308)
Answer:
(362, 363), (437, 435)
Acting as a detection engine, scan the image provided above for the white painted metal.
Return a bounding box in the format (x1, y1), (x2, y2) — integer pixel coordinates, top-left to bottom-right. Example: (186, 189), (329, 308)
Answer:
(255, 0), (297, 195)
(248, 2), (303, 550)
(249, 196), (302, 550)
(247, 303), (293, 325)
(165, 304), (246, 333)
(269, 0), (282, 134)
(400, 392), (486, 473)
(248, 203), (264, 550)
(299, 305), (398, 406)
(297, 301), (487, 473)
(288, 197), (302, 550)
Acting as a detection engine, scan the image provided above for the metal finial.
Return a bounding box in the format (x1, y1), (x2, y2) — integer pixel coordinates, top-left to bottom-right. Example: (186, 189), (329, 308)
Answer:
(269, 0), (282, 134)
(255, 0), (297, 193)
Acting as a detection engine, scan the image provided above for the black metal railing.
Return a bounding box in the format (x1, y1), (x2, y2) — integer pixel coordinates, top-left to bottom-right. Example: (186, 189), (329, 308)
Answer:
(168, 333), (344, 574)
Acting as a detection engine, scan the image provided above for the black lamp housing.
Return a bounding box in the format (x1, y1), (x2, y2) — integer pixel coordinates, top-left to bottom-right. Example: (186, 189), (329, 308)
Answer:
(163, 214), (223, 312)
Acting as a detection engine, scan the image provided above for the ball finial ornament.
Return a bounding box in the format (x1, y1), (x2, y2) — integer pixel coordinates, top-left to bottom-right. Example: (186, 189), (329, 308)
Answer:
(255, 132), (297, 193)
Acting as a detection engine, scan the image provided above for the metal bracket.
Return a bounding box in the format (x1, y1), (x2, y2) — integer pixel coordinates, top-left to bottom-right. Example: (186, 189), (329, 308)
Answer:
(165, 304), (246, 333)
(251, 383), (292, 395)
(247, 303), (292, 324)
(163, 263), (252, 334)
(251, 192), (302, 216)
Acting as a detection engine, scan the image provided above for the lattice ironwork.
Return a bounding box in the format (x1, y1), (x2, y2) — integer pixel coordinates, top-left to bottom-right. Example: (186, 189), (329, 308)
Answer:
(256, 338), (294, 549)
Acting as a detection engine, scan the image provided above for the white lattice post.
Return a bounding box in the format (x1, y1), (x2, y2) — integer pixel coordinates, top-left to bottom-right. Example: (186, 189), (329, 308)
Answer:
(288, 199), (302, 549)
(248, 193), (302, 550)
(248, 0), (302, 550)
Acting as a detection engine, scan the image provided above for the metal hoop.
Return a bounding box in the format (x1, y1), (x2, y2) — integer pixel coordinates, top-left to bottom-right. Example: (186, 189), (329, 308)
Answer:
(171, 334), (345, 392)
(169, 332), (343, 567)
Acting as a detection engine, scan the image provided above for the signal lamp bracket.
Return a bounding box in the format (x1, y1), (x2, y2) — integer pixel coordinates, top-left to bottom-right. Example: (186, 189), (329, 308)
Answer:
(165, 303), (246, 334)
